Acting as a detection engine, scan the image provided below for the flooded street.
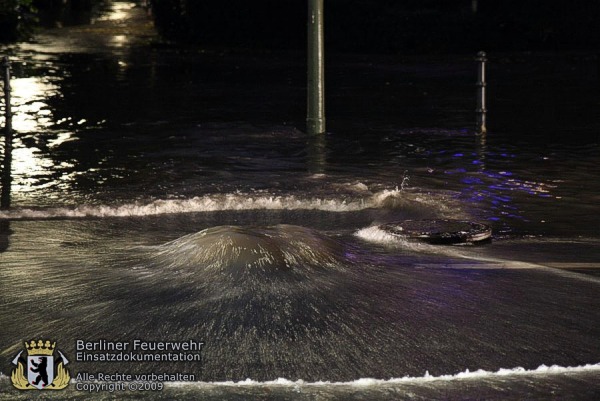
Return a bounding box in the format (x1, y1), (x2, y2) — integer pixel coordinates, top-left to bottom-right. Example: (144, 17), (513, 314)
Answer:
(1, 1), (599, 399)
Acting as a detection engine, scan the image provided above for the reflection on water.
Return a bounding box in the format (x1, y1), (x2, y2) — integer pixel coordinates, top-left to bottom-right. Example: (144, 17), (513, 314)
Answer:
(1, 1), (594, 237)
(11, 145), (55, 192)
(0, 219), (9, 252)
(10, 76), (60, 132)
(93, 2), (137, 22)
(110, 35), (129, 48)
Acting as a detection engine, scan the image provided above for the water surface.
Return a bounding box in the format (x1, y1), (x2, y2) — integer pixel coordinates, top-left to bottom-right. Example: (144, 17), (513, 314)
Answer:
(1, 2), (599, 400)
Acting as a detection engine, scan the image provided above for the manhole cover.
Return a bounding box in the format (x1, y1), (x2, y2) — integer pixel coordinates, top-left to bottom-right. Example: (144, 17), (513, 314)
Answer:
(379, 219), (492, 244)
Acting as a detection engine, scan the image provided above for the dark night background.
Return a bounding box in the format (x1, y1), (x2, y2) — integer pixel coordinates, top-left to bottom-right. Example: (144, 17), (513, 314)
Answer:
(150, 0), (600, 54)
(2, 0), (600, 54)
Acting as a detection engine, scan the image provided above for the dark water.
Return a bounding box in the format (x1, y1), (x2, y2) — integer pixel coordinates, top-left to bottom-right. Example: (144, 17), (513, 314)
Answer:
(1, 2), (599, 400)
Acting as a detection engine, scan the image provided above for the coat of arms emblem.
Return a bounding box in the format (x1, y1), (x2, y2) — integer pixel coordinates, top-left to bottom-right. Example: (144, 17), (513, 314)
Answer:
(10, 339), (70, 390)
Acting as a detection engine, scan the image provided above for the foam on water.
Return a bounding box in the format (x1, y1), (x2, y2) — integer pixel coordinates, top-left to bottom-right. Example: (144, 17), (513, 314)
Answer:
(355, 224), (513, 271)
(355, 223), (541, 262)
(0, 187), (463, 220)
(160, 362), (600, 387)
(355, 225), (407, 247)
(0, 189), (401, 219)
(355, 225), (440, 254)
(355, 225), (600, 285)
(0, 362), (596, 387)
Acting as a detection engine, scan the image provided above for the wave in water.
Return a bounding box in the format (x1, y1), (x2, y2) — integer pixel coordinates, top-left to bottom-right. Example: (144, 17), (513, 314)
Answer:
(0, 188), (459, 220)
(0, 362), (597, 386)
(355, 225), (403, 245)
(149, 224), (349, 274)
(166, 362), (600, 387)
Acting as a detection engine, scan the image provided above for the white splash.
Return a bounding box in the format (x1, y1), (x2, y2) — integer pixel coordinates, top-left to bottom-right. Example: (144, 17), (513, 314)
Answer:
(355, 225), (401, 245)
(166, 362), (600, 388)
(0, 189), (408, 220)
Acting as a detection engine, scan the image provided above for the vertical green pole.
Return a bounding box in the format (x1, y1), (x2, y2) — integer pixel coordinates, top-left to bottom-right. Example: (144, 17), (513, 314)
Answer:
(307, 0), (325, 135)
(1, 56), (13, 209)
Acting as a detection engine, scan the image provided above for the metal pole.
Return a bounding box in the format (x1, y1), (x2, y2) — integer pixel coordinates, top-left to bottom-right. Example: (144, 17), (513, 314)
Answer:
(307, 0), (325, 135)
(2, 56), (13, 209)
(476, 51), (487, 134)
(307, 132), (326, 174)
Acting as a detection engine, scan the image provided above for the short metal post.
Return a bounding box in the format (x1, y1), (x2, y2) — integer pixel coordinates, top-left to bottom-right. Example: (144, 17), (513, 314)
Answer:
(307, 0), (325, 135)
(476, 51), (487, 134)
(1, 56), (13, 209)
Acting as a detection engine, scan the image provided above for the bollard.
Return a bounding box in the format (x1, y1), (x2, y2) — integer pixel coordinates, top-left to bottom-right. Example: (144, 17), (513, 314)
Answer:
(307, 0), (325, 135)
(475, 51), (487, 134)
(1, 56), (13, 209)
